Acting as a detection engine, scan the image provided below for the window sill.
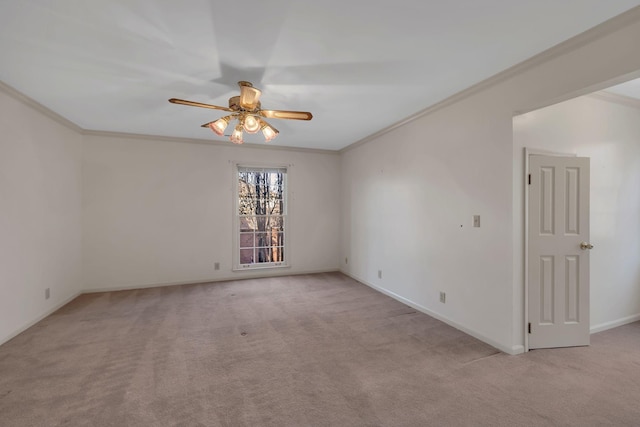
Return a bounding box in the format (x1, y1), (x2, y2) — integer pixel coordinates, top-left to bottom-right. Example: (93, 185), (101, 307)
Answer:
(232, 263), (290, 272)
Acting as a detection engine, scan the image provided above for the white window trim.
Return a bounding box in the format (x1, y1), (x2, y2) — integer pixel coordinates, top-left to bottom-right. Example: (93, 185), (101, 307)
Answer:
(232, 162), (291, 271)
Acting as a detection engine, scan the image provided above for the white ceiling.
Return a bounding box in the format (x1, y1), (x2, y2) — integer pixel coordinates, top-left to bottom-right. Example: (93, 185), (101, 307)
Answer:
(1, 1), (639, 151)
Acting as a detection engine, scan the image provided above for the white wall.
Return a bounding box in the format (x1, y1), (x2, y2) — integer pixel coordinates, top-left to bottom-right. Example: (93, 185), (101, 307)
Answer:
(341, 89), (515, 353)
(82, 134), (341, 291)
(341, 8), (640, 353)
(0, 87), (83, 344)
(514, 94), (640, 331)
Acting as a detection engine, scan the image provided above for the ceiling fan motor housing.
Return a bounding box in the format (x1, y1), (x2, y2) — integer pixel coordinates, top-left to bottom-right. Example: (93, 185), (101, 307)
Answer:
(228, 96), (260, 111)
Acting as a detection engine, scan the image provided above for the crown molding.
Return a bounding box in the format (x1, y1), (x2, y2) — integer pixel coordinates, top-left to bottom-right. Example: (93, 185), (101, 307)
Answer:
(588, 91), (640, 110)
(340, 6), (640, 154)
(0, 80), (83, 132)
(81, 129), (339, 155)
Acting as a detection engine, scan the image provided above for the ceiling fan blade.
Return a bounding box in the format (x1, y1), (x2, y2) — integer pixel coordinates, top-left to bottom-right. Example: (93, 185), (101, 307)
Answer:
(260, 110), (313, 120)
(239, 81), (262, 110)
(169, 98), (233, 112)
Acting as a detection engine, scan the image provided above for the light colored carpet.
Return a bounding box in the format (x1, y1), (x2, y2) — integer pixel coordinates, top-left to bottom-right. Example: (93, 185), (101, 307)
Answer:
(0, 272), (639, 426)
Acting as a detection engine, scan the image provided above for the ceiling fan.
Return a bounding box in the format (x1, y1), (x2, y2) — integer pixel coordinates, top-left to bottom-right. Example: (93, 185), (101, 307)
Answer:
(169, 81), (313, 144)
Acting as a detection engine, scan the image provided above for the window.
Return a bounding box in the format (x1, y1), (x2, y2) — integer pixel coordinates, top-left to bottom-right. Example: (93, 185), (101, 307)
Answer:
(235, 166), (288, 269)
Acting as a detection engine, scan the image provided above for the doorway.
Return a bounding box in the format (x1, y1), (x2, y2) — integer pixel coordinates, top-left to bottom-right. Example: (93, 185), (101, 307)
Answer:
(515, 92), (640, 351)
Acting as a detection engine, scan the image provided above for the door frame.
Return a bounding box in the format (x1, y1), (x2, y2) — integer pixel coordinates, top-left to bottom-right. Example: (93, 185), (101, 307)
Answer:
(523, 148), (577, 352)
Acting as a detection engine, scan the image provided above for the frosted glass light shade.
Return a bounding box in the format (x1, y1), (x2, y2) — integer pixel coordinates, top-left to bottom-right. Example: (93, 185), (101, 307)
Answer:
(261, 123), (279, 142)
(231, 124), (244, 144)
(209, 117), (230, 136)
(243, 115), (261, 134)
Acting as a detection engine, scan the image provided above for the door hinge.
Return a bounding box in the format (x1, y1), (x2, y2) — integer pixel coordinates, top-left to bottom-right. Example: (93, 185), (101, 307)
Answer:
(528, 174), (531, 185)
(528, 322), (532, 334)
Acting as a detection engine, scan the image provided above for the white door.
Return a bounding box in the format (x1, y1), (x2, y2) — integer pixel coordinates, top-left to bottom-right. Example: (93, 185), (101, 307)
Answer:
(528, 155), (591, 349)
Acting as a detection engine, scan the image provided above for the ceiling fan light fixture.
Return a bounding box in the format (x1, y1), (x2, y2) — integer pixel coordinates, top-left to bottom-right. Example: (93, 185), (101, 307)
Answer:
(170, 81), (311, 145)
(209, 116), (231, 136)
(261, 122), (279, 142)
(243, 114), (261, 134)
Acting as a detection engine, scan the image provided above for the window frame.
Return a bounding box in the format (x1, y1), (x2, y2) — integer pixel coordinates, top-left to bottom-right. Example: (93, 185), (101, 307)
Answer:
(233, 163), (290, 271)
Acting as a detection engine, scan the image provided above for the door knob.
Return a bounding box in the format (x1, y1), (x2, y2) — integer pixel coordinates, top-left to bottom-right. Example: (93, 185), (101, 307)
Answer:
(580, 242), (594, 250)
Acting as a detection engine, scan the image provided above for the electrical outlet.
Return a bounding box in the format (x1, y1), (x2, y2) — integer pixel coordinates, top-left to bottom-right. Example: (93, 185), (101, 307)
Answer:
(378, 270), (382, 279)
(45, 288), (50, 300)
(439, 292), (446, 303)
(473, 215), (481, 228)
(214, 262), (220, 271)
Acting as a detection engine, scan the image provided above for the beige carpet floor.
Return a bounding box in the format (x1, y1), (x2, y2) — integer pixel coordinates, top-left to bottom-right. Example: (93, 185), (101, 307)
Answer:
(0, 272), (639, 426)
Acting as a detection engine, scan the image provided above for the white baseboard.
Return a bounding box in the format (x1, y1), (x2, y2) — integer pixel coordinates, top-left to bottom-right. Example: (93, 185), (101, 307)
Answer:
(0, 291), (82, 347)
(591, 313), (640, 334)
(83, 268), (340, 293)
(341, 270), (524, 355)
(84, 277), (226, 293)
